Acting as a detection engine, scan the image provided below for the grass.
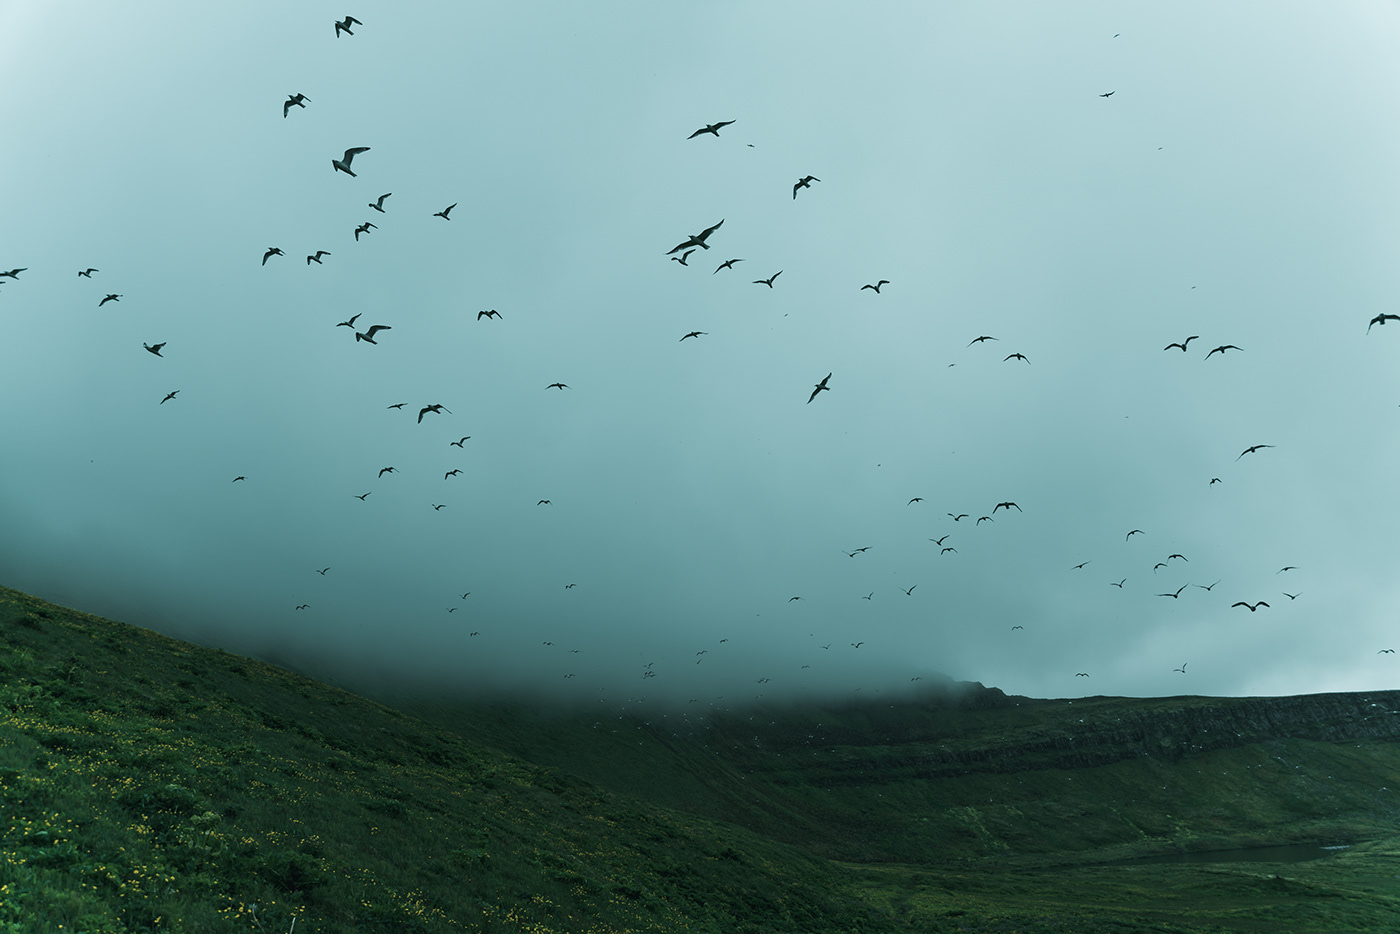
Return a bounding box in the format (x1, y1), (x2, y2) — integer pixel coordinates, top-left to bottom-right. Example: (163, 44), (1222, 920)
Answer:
(2, 582), (1399, 932)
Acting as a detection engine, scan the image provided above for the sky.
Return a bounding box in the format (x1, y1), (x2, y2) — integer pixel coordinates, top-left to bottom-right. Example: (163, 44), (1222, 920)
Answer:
(3, 1), (1400, 707)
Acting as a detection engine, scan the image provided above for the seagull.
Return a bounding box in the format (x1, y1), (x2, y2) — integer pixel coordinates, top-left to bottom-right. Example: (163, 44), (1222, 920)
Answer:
(1173, 663), (1187, 674)
(789, 596), (802, 602)
(432, 504), (446, 511)
(1126, 529), (1144, 540)
(317, 568), (330, 575)
(680, 331), (707, 341)
(434, 203), (457, 220)
(418, 403), (451, 423)
(861, 594), (873, 601)
(1075, 672), (1090, 677)
(930, 535), (950, 545)
(948, 514), (969, 521)
(355, 325), (391, 343)
(1167, 554), (1188, 562)
(1003, 353), (1030, 363)
(283, 93), (310, 117)
(860, 280), (889, 293)
(670, 249), (695, 266)
(976, 516), (993, 525)
(143, 342), (165, 356)
(333, 146), (370, 176)
(1282, 592), (1299, 600)
(307, 251), (332, 265)
(334, 16), (361, 37)
(1368, 313), (1400, 333)
(1110, 579), (1125, 588)
(1164, 336), (1199, 352)
(546, 382), (568, 390)
(713, 258), (743, 274)
(0, 268), (27, 279)
(1237, 444), (1274, 460)
(1153, 562), (1168, 572)
(537, 500), (551, 505)
(754, 271), (782, 288)
(1071, 561), (1090, 570)
(1012, 625), (1024, 630)
(1380, 649), (1396, 654)
(296, 605), (310, 611)
(477, 309), (501, 319)
(369, 193), (391, 212)
(445, 470), (462, 479)
(1209, 478), (1222, 485)
(77, 268), (98, 278)
(354, 492), (370, 500)
(354, 222), (377, 240)
(1099, 91), (1115, 97)
(687, 120), (735, 139)
(232, 476), (246, 482)
(378, 467), (396, 477)
(387, 403), (406, 409)
(1277, 566), (1297, 573)
(902, 585), (917, 596)
(793, 175), (820, 199)
(908, 497), (923, 504)
(1195, 580), (1221, 591)
(160, 390), (179, 404)
(1231, 601), (1269, 612)
(968, 335), (998, 345)
(449, 437), (471, 447)
(668, 219), (724, 254)
(807, 372), (831, 404)
(1157, 584), (1188, 598)
(851, 642), (864, 648)
(993, 501), (1021, 512)
(336, 314), (360, 329)
(941, 547), (957, 554)
(262, 247), (284, 265)
(1204, 344), (1242, 359)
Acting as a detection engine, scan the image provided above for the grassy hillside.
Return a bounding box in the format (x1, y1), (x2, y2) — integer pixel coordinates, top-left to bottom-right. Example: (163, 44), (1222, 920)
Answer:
(3, 583), (1399, 933)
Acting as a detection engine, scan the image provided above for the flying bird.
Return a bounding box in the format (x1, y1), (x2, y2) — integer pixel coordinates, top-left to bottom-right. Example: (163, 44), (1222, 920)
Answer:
(1173, 663), (1187, 674)
(860, 280), (890, 293)
(1157, 584), (1188, 598)
(283, 93), (310, 117)
(713, 258), (743, 274)
(159, 390), (179, 404)
(807, 372), (831, 404)
(378, 467), (396, 477)
(445, 469), (462, 479)
(1196, 580), (1221, 591)
(1368, 313), (1400, 333)
(687, 120), (735, 139)
(1209, 478), (1222, 485)
(1126, 529), (1144, 540)
(941, 547), (957, 554)
(336, 314), (360, 329)
(537, 500), (551, 505)
(1164, 336), (1199, 351)
(334, 16), (361, 37)
(1071, 561), (1090, 569)
(1204, 344), (1242, 359)
(432, 504), (446, 511)
(434, 203), (457, 220)
(77, 268), (98, 278)
(1277, 566), (1297, 573)
(908, 498), (923, 504)
(1231, 601), (1269, 612)
(1003, 353), (1030, 363)
(477, 309), (501, 319)
(1099, 91), (1115, 97)
(355, 324), (391, 343)
(993, 501), (1021, 512)
(232, 476), (245, 482)
(333, 147), (370, 176)
(317, 568), (330, 575)
(948, 513), (968, 521)
(968, 335), (998, 345)
(418, 403), (451, 423)
(792, 175), (820, 199)
(1237, 444), (1274, 460)
(546, 382), (568, 390)
(930, 535), (950, 546)
(449, 437), (471, 447)
(679, 331), (707, 341)
(1282, 592), (1299, 600)
(1379, 649), (1396, 654)
(753, 271), (782, 288)
(387, 403), (406, 410)
(143, 342), (165, 356)
(1075, 672), (1090, 677)
(262, 247), (284, 265)
(670, 249), (695, 266)
(306, 251), (332, 265)
(1167, 554), (1187, 562)
(902, 585), (917, 596)
(0, 268), (26, 279)
(976, 516), (993, 525)
(668, 219), (724, 254)
(369, 193), (391, 212)
(354, 222), (377, 241)
(1110, 579), (1125, 588)
(353, 492), (370, 500)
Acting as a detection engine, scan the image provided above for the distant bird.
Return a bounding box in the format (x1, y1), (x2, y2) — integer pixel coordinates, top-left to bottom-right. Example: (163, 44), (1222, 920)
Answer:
(861, 593), (873, 600)
(445, 470), (462, 479)
(1075, 672), (1090, 677)
(789, 596), (802, 602)
(378, 467), (396, 477)
(460, 593), (471, 599)
(1282, 592), (1299, 600)
(993, 501), (1021, 513)
(317, 568), (330, 575)
(1368, 313), (1400, 333)
(1071, 561), (1090, 570)
(902, 585), (917, 596)
(1232, 601), (1269, 612)
(1209, 478), (1222, 485)
(306, 251), (332, 265)
(931, 535), (950, 545)
(354, 222), (377, 241)
(1126, 529), (1144, 540)
(1276, 566), (1297, 573)
(1003, 353), (1030, 363)
(159, 390), (179, 404)
(143, 342), (165, 356)
(668, 219), (724, 254)
(1164, 336), (1199, 352)
(334, 16), (362, 37)
(1173, 663), (1187, 674)
(283, 93), (310, 117)
(1012, 625), (1024, 630)
(976, 516), (993, 525)
(432, 504), (446, 511)
(0, 268), (26, 279)
(1110, 579), (1125, 588)
(948, 514), (969, 521)
(670, 249), (695, 266)
(418, 403), (451, 423)
(565, 583), (576, 589)
(434, 203), (457, 220)
(1167, 554), (1187, 562)
(537, 500), (551, 505)
(1195, 580), (1221, 591)
(1237, 444), (1274, 460)
(355, 324), (391, 343)
(940, 547), (957, 554)
(679, 331), (707, 341)
(369, 193), (391, 212)
(77, 268), (98, 278)
(477, 309), (501, 319)
(333, 146), (370, 176)
(1380, 649), (1396, 654)
(793, 175), (820, 199)
(807, 372), (831, 404)
(754, 271), (782, 288)
(687, 120), (735, 139)
(387, 403), (406, 410)
(546, 382), (568, 390)
(296, 605), (310, 610)
(851, 642), (864, 648)
(353, 492), (370, 500)
(908, 497), (923, 504)
(968, 335), (998, 345)
(1157, 584), (1188, 598)
(713, 258), (743, 274)
(1099, 91), (1115, 97)
(336, 313), (360, 329)
(860, 280), (889, 293)
(1153, 562), (1168, 572)
(262, 247), (284, 265)
(449, 437), (470, 447)
(232, 476), (245, 482)
(1204, 344), (1242, 358)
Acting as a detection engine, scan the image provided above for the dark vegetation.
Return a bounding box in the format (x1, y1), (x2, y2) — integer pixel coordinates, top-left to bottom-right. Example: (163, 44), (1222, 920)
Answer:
(3, 583), (1399, 932)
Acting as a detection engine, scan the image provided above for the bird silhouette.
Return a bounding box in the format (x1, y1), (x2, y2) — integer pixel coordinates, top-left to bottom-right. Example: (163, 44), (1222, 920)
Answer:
(908, 497), (923, 504)
(793, 175), (820, 199)
(445, 470), (462, 479)
(0, 269), (26, 279)
(1110, 579), (1125, 588)
(1157, 584), (1188, 598)
(143, 342), (166, 356)
(1368, 314), (1400, 333)
(1126, 529), (1144, 540)
(1164, 336), (1199, 351)
(754, 270), (782, 288)
(679, 331), (707, 341)
(77, 268), (98, 277)
(378, 467), (396, 477)
(968, 335), (998, 345)
(418, 403), (450, 423)
(306, 251), (332, 265)
(807, 372), (831, 404)
(537, 500), (551, 505)
(670, 249), (695, 266)
(232, 476), (246, 483)
(1195, 580), (1221, 591)
(1237, 444), (1274, 460)
(337, 314), (360, 329)
(1277, 566), (1297, 573)
(477, 309), (501, 319)
(354, 221), (377, 241)
(1173, 663), (1187, 673)
(668, 219), (724, 254)
(1167, 554), (1187, 562)
(434, 203), (457, 220)
(317, 567), (330, 575)
(1012, 625), (1024, 630)
(994, 501), (1021, 513)
(1282, 592), (1299, 600)
(369, 193), (391, 212)
(449, 437), (471, 447)
(976, 516), (993, 525)
(949, 514), (969, 521)
(262, 247), (284, 265)
(334, 16), (362, 38)
(1071, 561), (1090, 569)
(333, 146), (370, 176)
(99, 294), (121, 306)
(1380, 649), (1396, 654)
(1231, 601), (1269, 612)
(931, 535), (950, 545)
(546, 382), (568, 390)
(353, 492), (371, 501)
(713, 258), (743, 274)
(1099, 91), (1115, 97)
(1204, 344), (1242, 358)
(283, 93), (310, 117)
(355, 324), (391, 343)
(941, 547), (957, 554)
(1003, 353), (1030, 363)
(902, 585), (917, 595)
(1075, 672), (1090, 677)
(860, 280), (889, 293)
(432, 504), (446, 511)
(687, 120), (735, 139)
(160, 390), (179, 404)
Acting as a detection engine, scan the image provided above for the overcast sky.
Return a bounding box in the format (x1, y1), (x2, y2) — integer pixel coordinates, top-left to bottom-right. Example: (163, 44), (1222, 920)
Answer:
(3, 1), (1399, 706)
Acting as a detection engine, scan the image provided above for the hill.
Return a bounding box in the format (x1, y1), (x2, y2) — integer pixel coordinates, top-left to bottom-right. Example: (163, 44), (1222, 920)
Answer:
(4, 584), (1400, 933)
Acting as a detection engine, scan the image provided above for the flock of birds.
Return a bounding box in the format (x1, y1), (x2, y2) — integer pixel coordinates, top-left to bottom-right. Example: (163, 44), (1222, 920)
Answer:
(5, 13), (1396, 705)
